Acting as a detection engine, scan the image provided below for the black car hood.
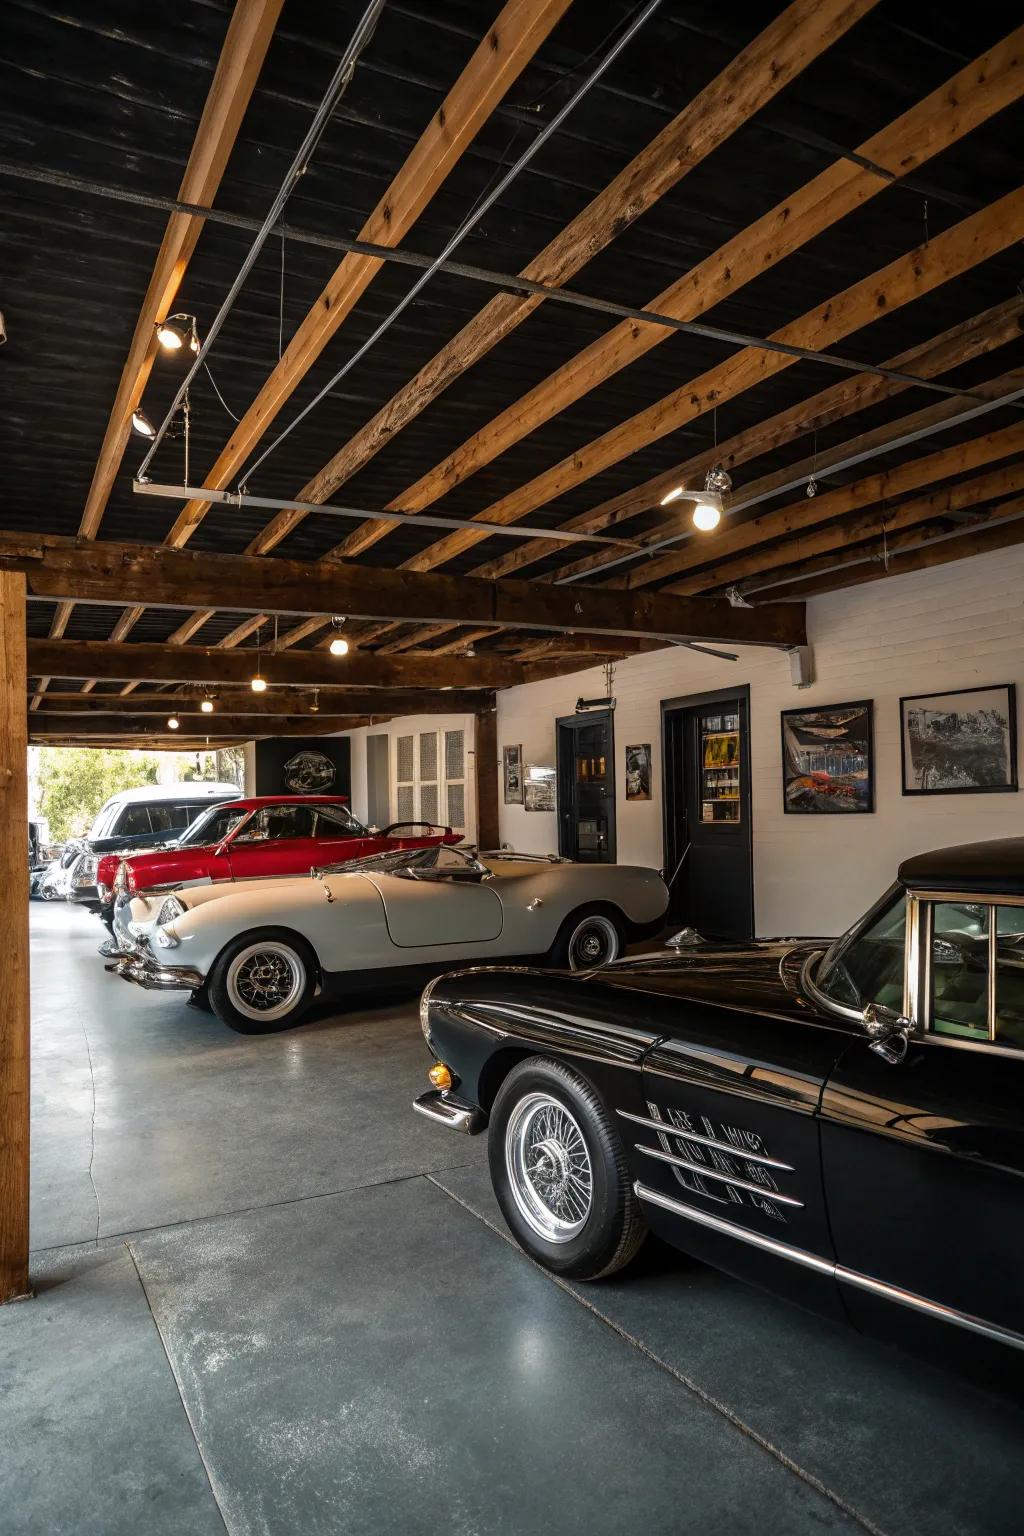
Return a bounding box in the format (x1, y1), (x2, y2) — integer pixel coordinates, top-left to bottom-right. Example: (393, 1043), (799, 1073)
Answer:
(591, 939), (831, 1026)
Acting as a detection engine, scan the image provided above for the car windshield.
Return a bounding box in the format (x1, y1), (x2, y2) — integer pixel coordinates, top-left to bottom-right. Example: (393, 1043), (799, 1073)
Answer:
(813, 884), (907, 1015)
(314, 843), (479, 879)
(176, 804), (248, 847)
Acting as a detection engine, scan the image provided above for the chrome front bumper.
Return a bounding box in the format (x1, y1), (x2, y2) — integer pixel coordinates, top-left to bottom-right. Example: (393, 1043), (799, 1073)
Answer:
(106, 949), (205, 993)
(413, 1089), (487, 1135)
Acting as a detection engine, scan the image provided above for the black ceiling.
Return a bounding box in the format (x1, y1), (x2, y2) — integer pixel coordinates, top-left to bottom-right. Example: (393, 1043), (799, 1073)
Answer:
(3, 0), (1024, 647)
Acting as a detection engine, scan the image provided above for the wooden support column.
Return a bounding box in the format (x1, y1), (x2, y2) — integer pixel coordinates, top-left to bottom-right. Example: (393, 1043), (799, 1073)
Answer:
(0, 572), (29, 1303)
(474, 708), (499, 851)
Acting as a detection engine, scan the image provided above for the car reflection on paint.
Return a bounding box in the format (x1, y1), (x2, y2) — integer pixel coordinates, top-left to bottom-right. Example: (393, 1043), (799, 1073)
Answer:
(415, 835), (1024, 1362)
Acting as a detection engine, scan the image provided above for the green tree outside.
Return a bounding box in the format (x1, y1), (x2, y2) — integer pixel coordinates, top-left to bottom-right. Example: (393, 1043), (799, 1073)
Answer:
(35, 748), (160, 841)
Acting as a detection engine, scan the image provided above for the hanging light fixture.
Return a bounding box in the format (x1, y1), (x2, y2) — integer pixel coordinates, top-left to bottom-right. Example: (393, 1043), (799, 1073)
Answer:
(167, 715), (180, 730)
(309, 688), (320, 714)
(660, 466), (731, 532)
(329, 617), (349, 657)
(251, 622), (267, 691)
(200, 698), (215, 714)
(156, 313), (200, 354)
(131, 408), (156, 438)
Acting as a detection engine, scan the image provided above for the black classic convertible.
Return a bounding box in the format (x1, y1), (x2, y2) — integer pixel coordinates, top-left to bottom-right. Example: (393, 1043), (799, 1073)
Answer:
(415, 837), (1024, 1355)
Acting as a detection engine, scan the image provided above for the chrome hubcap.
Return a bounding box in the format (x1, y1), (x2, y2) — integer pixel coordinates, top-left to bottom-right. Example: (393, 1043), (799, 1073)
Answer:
(227, 944), (305, 1022)
(506, 1093), (593, 1243)
(568, 915), (619, 971)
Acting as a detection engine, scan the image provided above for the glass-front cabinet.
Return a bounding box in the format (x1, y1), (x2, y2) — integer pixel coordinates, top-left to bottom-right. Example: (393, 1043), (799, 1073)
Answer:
(699, 708), (742, 824)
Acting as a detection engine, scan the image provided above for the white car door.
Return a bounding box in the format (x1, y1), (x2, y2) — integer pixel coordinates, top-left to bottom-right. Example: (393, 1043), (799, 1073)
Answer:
(368, 872), (503, 949)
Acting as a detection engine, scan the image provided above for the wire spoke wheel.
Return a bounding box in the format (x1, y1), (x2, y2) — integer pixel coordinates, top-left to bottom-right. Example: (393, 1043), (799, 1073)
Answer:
(226, 942), (306, 1022)
(506, 1092), (593, 1243)
(567, 914), (620, 971)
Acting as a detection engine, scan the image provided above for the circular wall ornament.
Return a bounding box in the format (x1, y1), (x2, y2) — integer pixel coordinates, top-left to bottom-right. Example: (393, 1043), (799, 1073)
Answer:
(283, 749), (336, 793)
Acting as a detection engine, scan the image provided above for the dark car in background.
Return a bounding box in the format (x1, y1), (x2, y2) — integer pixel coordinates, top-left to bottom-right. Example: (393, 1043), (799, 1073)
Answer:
(416, 836), (1024, 1361)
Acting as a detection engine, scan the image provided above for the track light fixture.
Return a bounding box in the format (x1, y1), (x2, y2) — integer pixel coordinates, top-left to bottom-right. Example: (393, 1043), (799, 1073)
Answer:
(131, 409), (156, 438)
(167, 715), (180, 730)
(156, 313), (200, 354)
(661, 466), (731, 533)
(329, 617), (349, 657)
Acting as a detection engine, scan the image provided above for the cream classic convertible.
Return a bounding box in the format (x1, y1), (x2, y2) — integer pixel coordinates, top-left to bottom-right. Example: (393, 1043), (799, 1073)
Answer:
(108, 846), (669, 1033)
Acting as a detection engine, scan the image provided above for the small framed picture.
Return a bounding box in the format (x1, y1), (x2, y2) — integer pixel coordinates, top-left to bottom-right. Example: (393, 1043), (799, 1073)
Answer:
(524, 764), (556, 812)
(900, 684), (1017, 795)
(625, 743), (652, 801)
(503, 744), (524, 804)
(781, 700), (874, 813)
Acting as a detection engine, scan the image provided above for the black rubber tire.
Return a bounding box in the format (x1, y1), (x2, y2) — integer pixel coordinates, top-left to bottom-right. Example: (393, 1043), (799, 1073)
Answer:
(206, 928), (318, 1034)
(488, 1057), (647, 1281)
(548, 905), (625, 971)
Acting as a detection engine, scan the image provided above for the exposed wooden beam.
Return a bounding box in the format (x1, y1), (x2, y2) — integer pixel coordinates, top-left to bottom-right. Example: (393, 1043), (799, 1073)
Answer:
(0, 572), (29, 1304)
(28, 713), (375, 739)
(160, 0), (573, 556)
(249, 0), (880, 563)
(668, 461), (1024, 598)
(31, 688), (494, 716)
(27, 640), (525, 689)
(653, 421), (1024, 593)
(42, 0), (284, 664)
(317, 16), (1019, 568)
(473, 295), (1024, 584)
(0, 534), (806, 646)
(393, 185), (1024, 580)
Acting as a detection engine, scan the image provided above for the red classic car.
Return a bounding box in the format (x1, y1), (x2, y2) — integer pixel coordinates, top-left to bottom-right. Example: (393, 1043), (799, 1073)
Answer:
(97, 796), (460, 905)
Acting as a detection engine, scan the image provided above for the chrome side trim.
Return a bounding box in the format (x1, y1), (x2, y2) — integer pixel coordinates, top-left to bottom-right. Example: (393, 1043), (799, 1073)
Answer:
(799, 950), (863, 1024)
(617, 1109), (794, 1171)
(635, 1145), (804, 1206)
(634, 1183), (832, 1275)
(634, 1182), (1024, 1353)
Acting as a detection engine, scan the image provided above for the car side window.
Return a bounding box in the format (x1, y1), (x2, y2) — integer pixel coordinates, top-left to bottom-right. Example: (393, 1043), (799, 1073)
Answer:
(150, 804), (191, 833)
(313, 806), (363, 838)
(234, 806), (315, 842)
(930, 902), (989, 1040)
(117, 805), (153, 837)
(996, 906), (1024, 1048)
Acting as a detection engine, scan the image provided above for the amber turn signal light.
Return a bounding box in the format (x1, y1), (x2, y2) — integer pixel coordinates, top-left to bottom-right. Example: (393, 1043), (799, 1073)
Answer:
(428, 1062), (453, 1091)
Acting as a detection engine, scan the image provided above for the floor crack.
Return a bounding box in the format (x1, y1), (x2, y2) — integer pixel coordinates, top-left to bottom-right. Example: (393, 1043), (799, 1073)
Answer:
(80, 1014), (102, 1247)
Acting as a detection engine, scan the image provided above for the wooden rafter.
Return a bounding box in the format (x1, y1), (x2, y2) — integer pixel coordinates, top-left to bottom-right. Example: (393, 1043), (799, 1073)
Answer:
(37, 0), (284, 683)
(1, 534), (805, 646)
(31, 688), (495, 715)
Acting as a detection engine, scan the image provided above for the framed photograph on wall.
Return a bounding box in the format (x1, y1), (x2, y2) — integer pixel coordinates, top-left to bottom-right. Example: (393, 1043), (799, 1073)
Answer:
(625, 743), (652, 801)
(900, 684), (1017, 795)
(524, 764), (556, 812)
(502, 743), (524, 804)
(781, 700), (874, 813)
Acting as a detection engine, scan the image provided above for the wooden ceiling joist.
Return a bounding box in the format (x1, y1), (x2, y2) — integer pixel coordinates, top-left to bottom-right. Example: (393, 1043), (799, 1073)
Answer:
(39, 0), (285, 666)
(0, 534), (805, 646)
(309, 19), (1023, 573)
(28, 714), (377, 740)
(31, 688), (495, 716)
(247, 0), (879, 565)
(473, 294), (1024, 586)
(160, 0), (573, 555)
(27, 640), (524, 690)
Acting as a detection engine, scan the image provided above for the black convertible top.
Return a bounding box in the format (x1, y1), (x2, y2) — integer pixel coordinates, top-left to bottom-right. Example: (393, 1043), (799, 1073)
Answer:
(899, 837), (1024, 895)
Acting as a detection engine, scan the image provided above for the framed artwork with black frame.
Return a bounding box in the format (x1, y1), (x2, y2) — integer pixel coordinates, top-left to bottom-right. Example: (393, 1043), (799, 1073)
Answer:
(900, 684), (1018, 796)
(780, 699), (874, 814)
(502, 744), (524, 805)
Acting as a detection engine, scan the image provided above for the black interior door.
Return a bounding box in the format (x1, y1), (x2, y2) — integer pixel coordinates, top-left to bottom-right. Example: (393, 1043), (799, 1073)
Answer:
(556, 711), (616, 863)
(662, 689), (752, 939)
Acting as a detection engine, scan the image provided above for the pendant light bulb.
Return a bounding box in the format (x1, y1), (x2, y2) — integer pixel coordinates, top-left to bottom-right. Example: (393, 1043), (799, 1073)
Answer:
(251, 675), (267, 693)
(131, 409), (155, 438)
(329, 637), (349, 657)
(167, 715), (180, 730)
(692, 499), (722, 533)
(156, 320), (185, 351)
(200, 699), (214, 714)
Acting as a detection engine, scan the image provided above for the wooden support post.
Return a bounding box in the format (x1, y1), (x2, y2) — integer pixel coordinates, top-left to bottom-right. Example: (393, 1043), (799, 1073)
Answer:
(0, 572), (29, 1303)
(474, 709), (499, 851)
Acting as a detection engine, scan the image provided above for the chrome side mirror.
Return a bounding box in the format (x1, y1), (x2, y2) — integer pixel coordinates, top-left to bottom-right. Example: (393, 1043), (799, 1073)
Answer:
(862, 1002), (915, 1065)
(667, 926), (706, 950)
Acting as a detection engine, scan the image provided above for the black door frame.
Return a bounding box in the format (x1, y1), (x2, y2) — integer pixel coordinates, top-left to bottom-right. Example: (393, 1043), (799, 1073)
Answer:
(556, 709), (617, 863)
(660, 684), (753, 935)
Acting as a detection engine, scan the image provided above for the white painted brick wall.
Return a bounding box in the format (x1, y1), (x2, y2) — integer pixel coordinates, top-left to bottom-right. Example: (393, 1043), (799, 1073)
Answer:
(497, 544), (1024, 938)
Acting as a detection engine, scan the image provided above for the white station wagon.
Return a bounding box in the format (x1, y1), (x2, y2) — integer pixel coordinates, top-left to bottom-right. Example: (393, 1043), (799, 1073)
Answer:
(108, 846), (669, 1033)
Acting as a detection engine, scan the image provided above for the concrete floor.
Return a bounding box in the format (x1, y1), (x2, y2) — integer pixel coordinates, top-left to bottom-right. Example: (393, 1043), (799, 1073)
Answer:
(2, 904), (1023, 1535)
